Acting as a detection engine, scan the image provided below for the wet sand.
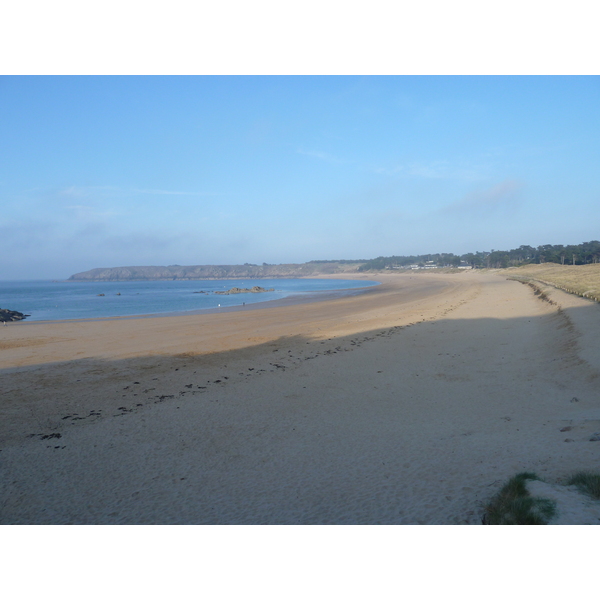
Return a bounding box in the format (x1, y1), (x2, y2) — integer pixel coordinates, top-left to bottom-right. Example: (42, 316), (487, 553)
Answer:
(1, 271), (599, 524)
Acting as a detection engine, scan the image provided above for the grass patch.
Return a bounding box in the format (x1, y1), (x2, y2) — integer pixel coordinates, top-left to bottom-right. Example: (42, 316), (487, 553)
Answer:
(506, 263), (600, 302)
(483, 472), (557, 525)
(567, 472), (600, 500)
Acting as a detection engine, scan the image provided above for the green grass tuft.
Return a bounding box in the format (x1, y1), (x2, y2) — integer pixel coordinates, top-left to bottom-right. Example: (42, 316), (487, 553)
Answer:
(567, 472), (600, 500)
(483, 472), (557, 525)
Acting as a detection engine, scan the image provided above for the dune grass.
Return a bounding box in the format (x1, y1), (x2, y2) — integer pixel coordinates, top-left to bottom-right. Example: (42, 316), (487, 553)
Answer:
(506, 263), (600, 302)
(483, 472), (557, 525)
(567, 472), (600, 500)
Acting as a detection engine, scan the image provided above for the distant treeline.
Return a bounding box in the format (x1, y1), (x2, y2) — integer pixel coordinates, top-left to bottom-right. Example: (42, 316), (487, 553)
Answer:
(308, 259), (368, 264)
(358, 240), (600, 271)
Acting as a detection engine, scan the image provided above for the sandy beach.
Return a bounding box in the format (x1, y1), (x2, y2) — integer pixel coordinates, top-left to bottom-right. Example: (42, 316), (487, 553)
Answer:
(1, 271), (599, 524)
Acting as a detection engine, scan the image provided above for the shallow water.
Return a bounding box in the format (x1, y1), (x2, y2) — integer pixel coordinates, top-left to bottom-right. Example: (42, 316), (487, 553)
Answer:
(0, 278), (379, 321)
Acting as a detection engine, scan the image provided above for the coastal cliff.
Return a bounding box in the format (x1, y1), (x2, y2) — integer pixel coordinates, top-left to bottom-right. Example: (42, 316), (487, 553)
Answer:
(68, 261), (365, 281)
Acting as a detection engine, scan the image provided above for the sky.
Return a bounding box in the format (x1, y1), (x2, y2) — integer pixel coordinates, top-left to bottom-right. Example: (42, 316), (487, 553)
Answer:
(1, 75), (599, 279)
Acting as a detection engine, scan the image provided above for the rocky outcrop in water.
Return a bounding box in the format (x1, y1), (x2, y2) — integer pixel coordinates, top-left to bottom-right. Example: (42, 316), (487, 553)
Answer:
(0, 308), (30, 322)
(214, 286), (274, 295)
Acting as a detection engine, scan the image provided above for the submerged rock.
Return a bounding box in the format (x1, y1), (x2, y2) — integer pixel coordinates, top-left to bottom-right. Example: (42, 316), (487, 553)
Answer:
(214, 286), (275, 295)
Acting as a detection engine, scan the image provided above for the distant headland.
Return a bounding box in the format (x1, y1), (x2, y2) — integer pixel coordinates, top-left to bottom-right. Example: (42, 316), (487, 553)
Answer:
(68, 241), (600, 281)
(68, 261), (365, 281)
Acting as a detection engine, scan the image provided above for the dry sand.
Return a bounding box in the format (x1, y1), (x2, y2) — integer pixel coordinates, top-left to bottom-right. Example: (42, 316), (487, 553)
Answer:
(1, 271), (599, 524)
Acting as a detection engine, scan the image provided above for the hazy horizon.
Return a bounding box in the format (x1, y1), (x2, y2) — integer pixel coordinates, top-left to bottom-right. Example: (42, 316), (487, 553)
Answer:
(2, 76), (599, 280)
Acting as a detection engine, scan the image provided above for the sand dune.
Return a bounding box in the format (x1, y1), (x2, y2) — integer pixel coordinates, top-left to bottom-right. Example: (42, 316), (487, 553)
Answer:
(1, 271), (599, 524)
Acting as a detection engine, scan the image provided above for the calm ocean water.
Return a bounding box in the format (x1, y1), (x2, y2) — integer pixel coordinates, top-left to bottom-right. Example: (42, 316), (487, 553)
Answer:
(0, 279), (379, 322)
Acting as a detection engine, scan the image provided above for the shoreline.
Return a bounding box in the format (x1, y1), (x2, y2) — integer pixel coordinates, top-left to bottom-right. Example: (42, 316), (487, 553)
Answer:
(3, 277), (381, 326)
(0, 272), (457, 369)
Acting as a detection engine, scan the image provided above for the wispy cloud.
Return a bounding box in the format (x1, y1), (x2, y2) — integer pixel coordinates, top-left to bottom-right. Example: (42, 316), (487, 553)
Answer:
(372, 159), (489, 182)
(297, 149), (346, 164)
(441, 179), (524, 217)
(399, 161), (452, 179)
(65, 205), (121, 220)
(58, 185), (119, 197)
(132, 188), (217, 196)
(57, 185), (216, 198)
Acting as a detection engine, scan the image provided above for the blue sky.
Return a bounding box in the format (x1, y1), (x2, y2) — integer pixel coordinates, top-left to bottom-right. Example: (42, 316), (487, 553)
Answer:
(1, 76), (599, 279)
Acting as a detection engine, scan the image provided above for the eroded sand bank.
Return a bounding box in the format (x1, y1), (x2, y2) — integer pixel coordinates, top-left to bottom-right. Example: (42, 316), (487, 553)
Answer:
(1, 272), (599, 524)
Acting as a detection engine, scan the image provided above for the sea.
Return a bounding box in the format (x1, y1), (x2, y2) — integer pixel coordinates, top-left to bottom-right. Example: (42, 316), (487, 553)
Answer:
(0, 278), (380, 322)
